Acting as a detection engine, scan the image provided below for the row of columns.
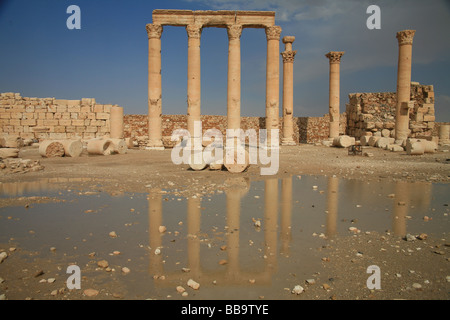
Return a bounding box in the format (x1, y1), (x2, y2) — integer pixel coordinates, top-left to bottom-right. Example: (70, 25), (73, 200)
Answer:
(325, 29), (416, 142)
(146, 23), (300, 149)
(148, 22), (417, 147)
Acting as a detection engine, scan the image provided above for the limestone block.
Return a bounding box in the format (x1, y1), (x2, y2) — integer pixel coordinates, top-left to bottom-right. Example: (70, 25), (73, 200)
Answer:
(109, 138), (127, 154)
(39, 140), (65, 158)
(94, 105), (104, 113)
(0, 135), (24, 148)
(87, 139), (114, 155)
(389, 145), (404, 152)
(0, 148), (19, 159)
(381, 129), (390, 137)
(360, 135), (370, 146)
(96, 113), (109, 120)
(224, 148), (250, 173)
(60, 139), (83, 157)
(422, 141), (437, 153)
(423, 115), (435, 122)
(375, 137), (391, 149)
(368, 136), (380, 147)
(332, 135), (355, 148)
(189, 148), (208, 171)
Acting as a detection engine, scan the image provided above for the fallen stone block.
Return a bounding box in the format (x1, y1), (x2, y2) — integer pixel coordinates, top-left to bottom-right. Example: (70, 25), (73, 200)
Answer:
(39, 140), (65, 158)
(389, 144), (404, 152)
(109, 138), (128, 155)
(87, 139), (114, 155)
(0, 148), (19, 159)
(332, 135), (355, 148)
(60, 139), (83, 157)
(406, 140), (425, 155)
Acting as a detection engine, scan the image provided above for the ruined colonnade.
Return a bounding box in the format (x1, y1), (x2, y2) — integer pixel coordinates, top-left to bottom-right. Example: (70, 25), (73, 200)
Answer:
(146, 10), (290, 149)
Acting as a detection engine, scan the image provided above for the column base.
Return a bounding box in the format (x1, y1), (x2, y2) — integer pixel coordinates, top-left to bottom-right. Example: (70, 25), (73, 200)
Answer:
(146, 146), (165, 150)
(281, 138), (296, 146)
(146, 140), (165, 150)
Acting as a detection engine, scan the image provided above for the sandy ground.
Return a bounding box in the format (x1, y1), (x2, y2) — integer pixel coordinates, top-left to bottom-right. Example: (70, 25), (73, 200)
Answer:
(0, 144), (449, 300)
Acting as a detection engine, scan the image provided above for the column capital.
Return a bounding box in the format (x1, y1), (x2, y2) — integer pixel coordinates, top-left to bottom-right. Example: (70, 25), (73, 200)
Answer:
(396, 30), (416, 46)
(265, 25), (282, 41)
(146, 23), (163, 39)
(282, 36), (295, 44)
(186, 24), (203, 39)
(227, 24), (243, 40)
(325, 51), (345, 64)
(281, 50), (297, 63)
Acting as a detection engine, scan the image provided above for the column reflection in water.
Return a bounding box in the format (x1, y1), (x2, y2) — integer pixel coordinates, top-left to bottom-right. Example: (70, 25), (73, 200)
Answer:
(264, 178), (278, 272)
(326, 176), (339, 237)
(187, 196), (201, 278)
(148, 188), (163, 276)
(225, 177), (249, 281)
(280, 176), (293, 255)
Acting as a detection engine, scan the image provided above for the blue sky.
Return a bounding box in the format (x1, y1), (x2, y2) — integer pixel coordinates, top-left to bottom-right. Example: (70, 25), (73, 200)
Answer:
(1, 0), (449, 121)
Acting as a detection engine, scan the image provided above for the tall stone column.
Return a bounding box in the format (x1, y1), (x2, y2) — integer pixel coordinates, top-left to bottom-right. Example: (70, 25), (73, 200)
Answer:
(265, 26), (282, 145)
(146, 24), (164, 150)
(186, 24), (203, 138)
(395, 30), (416, 142)
(227, 24), (243, 131)
(281, 36), (297, 146)
(325, 51), (344, 139)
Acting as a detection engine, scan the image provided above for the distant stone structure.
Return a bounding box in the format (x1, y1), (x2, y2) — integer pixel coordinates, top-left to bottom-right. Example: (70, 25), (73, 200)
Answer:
(0, 92), (122, 141)
(346, 82), (436, 140)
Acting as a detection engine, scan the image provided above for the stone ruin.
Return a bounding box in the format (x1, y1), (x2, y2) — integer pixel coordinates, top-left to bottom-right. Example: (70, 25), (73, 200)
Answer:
(1, 10), (450, 170)
(346, 82), (436, 140)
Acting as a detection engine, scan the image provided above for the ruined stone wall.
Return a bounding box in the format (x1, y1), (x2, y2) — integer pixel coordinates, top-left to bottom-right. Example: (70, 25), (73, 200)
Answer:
(124, 113), (347, 147)
(0, 92), (117, 140)
(346, 83), (435, 139)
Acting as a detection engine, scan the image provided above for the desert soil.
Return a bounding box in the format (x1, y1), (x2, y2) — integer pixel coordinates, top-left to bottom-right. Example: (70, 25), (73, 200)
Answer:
(0, 144), (449, 300)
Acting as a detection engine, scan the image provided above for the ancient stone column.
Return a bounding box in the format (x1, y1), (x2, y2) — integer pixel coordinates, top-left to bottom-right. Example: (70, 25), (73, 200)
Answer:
(395, 30), (416, 142)
(439, 124), (449, 145)
(146, 24), (164, 150)
(110, 106), (124, 139)
(265, 26), (282, 145)
(325, 51), (345, 139)
(227, 24), (243, 131)
(281, 36), (297, 146)
(186, 24), (203, 137)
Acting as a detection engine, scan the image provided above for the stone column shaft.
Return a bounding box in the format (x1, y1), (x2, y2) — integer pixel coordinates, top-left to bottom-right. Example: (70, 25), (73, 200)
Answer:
(395, 30), (416, 142)
(281, 36), (296, 146)
(146, 24), (164, 149)
(227, 25), (243, 131)
(265, 26), (282, 144)
(325, 51), (344, 139)
(186, 24), (202, 137)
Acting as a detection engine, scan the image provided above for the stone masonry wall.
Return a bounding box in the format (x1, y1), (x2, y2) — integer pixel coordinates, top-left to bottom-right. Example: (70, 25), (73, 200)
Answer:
(124, 113), (347, 147)
(346, 83), (435, 139)
(0, 92), (117, 140)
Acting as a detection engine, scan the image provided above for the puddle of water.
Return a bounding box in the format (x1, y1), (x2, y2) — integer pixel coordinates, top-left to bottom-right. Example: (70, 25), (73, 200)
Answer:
(0, 176), (448, 299)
